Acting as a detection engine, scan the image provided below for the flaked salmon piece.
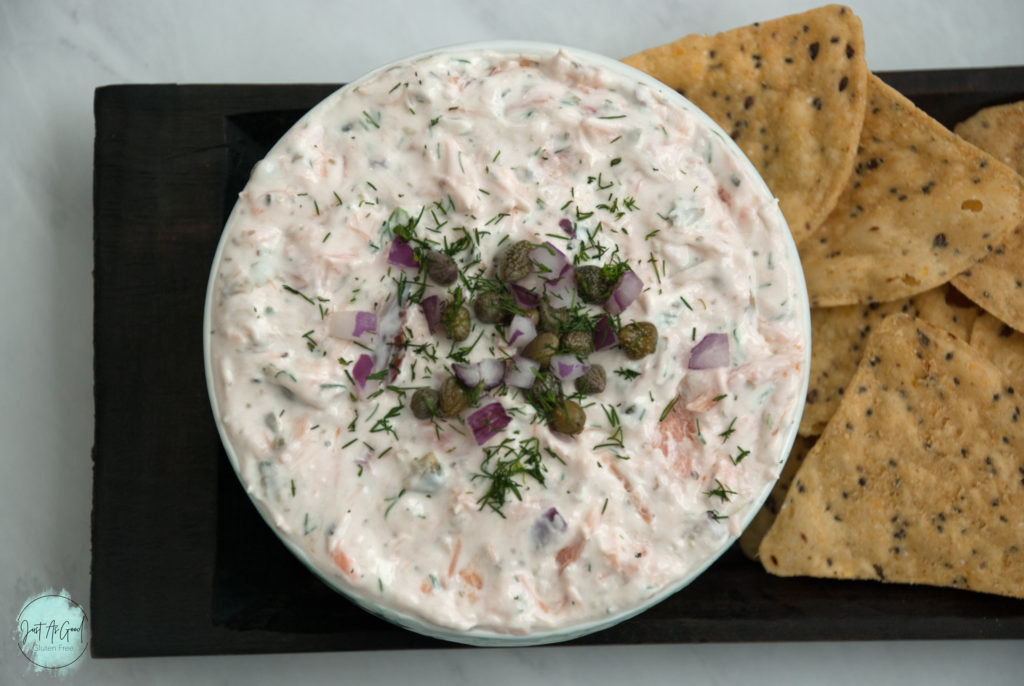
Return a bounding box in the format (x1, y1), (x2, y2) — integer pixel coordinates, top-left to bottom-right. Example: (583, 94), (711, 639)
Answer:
(556, 535), (586, 575)
(330, 547), (357, 579)
(608, 463), (653, 524)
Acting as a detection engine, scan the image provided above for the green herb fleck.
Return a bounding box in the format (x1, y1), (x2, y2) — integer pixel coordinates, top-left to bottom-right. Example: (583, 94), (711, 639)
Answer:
(731, 445), (750, 465)
(384, 489), (406, 518)
(704, 479), (736, 502)
(659, 395), (680, 422)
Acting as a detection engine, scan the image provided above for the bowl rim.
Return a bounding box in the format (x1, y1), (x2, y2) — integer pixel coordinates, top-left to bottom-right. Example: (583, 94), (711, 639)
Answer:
(203, 39), (813, 647)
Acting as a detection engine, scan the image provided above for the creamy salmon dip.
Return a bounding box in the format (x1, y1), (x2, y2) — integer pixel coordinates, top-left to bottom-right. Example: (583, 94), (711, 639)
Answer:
(205, 46), (809, 639)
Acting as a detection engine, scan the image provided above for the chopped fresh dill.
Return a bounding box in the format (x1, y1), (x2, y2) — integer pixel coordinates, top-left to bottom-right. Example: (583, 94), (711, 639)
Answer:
(474, 437), (548, 517)
(383, 489), (406, 517)
(704, 479), (736, 502)
(731, 445), (751, 465)
(283, 284), (315, 305)
(614, 368), (641, 381)
(718, 416), (738, 442)
(659, 395), (680, 422)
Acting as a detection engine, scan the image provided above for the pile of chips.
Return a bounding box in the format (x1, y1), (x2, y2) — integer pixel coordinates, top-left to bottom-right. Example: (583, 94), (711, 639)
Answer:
(625, 5), (1024, 598)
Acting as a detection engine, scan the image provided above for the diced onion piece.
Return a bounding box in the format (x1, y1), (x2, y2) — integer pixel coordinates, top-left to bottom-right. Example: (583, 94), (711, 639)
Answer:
(688, 333), (730, 370)
(593, 315), (618, 351)
(420, 295), (442, 335)
(352, 354), (375, 389)
(467, 402), (512, 446)
(530, 242), (570, 280)
(603, 270), (643, 315)
(558, 218), (575, 237)
(544, 506), (568, 531)
(543, 269), (576, 308)
(550, 354), (589, 382)
(478, 359), (506, 390)
(451, 362), (482, 388)
(532, 506), (568, 547)
(504, 356), (539, 389)
(507, 314), (538, 347)
(509, 283), (540, 309)
(327, 310), (377, 341)
(387, 237), (418, 269)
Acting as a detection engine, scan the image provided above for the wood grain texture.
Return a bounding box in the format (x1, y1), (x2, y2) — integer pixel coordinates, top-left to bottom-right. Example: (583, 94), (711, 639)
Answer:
(92, 71), (1024, 658)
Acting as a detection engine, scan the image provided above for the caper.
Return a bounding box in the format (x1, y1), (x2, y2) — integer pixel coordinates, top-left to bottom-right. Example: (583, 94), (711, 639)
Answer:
(549, 400), (586, 435)
(410, 388), (441, 419)
(498, 240), (535, 282)
(574, 364), (606, 395)
(619, 321), (658, 360)
(439, 377), (468, 417)
(523, 307), (540, 327)
(525, 370), (563, 415)
(521, 332), (559, 368)
(575, 264), (613, 304)
(474, 292), (511, 324)
(537, 299), (568, 333)
(424, 250), (458, 285)
(441, 303), (471, 341)
(561, 330), (594, 357)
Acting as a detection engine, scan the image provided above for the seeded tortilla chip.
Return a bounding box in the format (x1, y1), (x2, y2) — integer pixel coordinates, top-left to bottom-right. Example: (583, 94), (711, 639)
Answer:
(800, 284), (978, 436)
(760, 314), (1024, 599)
(951, 101), (1024, 332)
(740, 433), (818, 559)
(799, 75), (1024, 307)
(622, 4), (867, 242)
(954, 100), (1024, 174)
(953, 234), (1024, 335)
(971, 312), (1024, 392)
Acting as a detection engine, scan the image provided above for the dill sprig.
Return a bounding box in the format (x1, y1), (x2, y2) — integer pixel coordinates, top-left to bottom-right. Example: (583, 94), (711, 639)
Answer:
(473, 437), (548, 517)
(704, 479), (736, 502)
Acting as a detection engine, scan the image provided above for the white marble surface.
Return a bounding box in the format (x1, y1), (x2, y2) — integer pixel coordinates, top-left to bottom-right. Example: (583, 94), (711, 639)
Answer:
(2, 0), (1023, 682)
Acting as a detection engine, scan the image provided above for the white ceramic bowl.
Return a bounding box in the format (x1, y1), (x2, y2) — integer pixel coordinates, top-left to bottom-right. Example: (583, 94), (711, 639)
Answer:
(204, 40), (812, 646)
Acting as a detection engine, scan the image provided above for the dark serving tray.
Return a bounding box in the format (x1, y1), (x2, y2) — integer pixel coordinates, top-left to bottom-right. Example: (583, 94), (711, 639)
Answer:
(92, 67), (1024, 658)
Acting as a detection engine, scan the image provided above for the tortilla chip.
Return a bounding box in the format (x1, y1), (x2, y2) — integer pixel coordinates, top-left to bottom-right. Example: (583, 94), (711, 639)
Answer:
(971, 312), (1024, 392)
(954, 100), (1024, 174)
(740, 433), (818, 559)
(800, 284), (978, 436)
(622, 4), (867, 243)
(951, 102), (1024, 332)
(760, 314), (1024, 599)
(951, 231), (1024, 332)
(799, 74), (1024, 307)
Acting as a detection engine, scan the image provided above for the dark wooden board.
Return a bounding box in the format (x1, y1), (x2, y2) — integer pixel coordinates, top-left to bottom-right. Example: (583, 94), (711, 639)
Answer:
(92, 67), (1024, 658)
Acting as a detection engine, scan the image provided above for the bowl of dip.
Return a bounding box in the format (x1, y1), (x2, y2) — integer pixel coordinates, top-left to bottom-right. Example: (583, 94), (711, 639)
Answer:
(204, 41), (811, 646)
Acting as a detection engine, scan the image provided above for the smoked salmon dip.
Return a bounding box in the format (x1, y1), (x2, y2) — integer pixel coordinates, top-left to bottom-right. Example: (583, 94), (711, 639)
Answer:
(204, 43), (810, 644)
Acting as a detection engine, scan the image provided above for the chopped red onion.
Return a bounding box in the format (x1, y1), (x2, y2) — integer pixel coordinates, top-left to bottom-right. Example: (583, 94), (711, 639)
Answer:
(467, 402), (511, 446)
(558, 218), (575, 237)
(327, 310), (378, 341)
(688, 333), (730, 370)
(478, 359), (506, 390)
(543, 506), (568, 531)
(530, 242), (570, 280)
(387, 236), (418, 269)
(451, 362), (482, 388)
(507, 314), (537, 347)
(543, 269), (576, 307)
(603, 270), (643, 315)
(550, 354), (589, 382)
(593, 315), (618, 351)
(352, 354), (375, 389)
(531, 507), (568, 547)
(504, 356), (539, 389)
(509, 283), (539, 309)
(420, 295), (442, 334)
